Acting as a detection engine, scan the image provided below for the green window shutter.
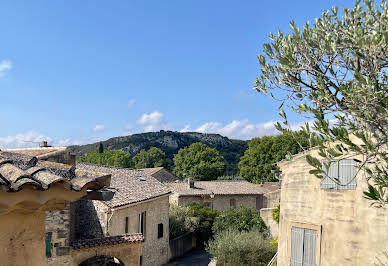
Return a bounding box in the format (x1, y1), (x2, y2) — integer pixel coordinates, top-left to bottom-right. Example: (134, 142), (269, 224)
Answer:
(45, 238), (52, 257)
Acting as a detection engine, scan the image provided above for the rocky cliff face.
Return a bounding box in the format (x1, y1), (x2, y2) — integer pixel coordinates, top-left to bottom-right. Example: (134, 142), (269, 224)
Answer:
(68, 131), (247, 175)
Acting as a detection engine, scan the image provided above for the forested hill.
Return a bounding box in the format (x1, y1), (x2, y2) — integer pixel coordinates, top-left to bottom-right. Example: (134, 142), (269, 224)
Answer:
(68, 131), (248, 175)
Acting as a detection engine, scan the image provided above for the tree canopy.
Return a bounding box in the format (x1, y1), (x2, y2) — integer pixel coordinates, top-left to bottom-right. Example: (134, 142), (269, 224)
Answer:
(132, 147), (171, 169)
(78, 150), (131, 168)
(212, 206), (267, 236)
(255, 0), (388, 206)
(238, 132), (312, 183)
(173, 142), (227, 180)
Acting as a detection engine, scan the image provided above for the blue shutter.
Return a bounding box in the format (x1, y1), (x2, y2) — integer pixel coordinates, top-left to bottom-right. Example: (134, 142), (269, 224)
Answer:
(291, 227), (304, 266)
(321, 161), (337, 189)
(303, 229), (317, 266)
(338, 159), (357, 190)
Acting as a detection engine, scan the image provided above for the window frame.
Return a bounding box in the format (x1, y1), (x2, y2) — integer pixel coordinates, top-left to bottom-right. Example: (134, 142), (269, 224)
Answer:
(157, 223), (164, 239)
(230, 198), (236, 208)
(288, 222), (321, 266)
(320, 159), (357, 190)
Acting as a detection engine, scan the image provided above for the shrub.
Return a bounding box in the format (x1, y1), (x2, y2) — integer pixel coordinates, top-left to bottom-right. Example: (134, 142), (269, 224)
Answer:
(169, 204), (198, 239)
(78, 150), (131, 168)
(187, 203), (219, 246)
(206, 230), (276, 266)
(212, 206), (267, 235)
(272, 205), (280, 224)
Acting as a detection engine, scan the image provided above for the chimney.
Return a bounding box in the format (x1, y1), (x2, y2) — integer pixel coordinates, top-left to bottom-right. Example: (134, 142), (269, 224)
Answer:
(40, 141), (48, 148)
(187, 177), (194, 189)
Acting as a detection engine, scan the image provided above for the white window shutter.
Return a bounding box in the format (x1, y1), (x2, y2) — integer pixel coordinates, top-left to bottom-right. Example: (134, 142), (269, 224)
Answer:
(321, 161), (337, 189)
(291, 227), (304, 266)
(303, 229), (317, 266)
(338, 159), (357, 190)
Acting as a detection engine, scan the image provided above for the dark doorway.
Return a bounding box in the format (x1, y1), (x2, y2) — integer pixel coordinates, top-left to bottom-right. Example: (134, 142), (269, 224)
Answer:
(79, 255), (124, 266)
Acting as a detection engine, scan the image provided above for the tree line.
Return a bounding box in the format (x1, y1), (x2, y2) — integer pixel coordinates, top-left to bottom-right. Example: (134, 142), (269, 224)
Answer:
(78, 130), (312, 183)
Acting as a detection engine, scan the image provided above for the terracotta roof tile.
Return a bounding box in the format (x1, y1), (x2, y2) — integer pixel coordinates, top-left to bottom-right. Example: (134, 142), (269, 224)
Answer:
(77, 163), (171, 208)
(72, 234), (143, 250)
(167, 180), (280, 196)
(0, 151), (110, 192)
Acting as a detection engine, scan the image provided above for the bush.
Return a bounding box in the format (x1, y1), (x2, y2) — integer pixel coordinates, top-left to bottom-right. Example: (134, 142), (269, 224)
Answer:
(272, 205), (280, 224)
(212, 206), (267, 235)
(206, 230), (276, 266)
(187, 203), (219, 246)
(169, 204), (198, 239)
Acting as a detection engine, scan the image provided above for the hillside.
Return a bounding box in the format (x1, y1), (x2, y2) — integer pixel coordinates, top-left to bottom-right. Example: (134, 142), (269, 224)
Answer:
(68, 131), (248, 175)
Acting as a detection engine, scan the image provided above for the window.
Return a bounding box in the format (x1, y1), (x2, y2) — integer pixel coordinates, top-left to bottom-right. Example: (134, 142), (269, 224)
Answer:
(256, 195), (264, 210)
(125, 217), (129, 234)
(138, 211), (146, 237)
(139, 255), (143, 265)
(291, 227), (317, 266)
(204, 202), (211, 208)
(158, 223), (164, 239)
(230, 199), (236, 208)
(321, 159), (357, 190)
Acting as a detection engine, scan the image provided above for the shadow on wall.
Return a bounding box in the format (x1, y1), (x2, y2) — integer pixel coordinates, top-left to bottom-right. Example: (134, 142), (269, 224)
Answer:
(74, 200), (104, 240)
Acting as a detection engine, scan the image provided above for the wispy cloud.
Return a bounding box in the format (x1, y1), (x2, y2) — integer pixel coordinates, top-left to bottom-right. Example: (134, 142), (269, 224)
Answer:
(0, 60), (12, 77)
(128, 99), (136, 108)
(137, 111), (170, 132)
(180, 119), (305, 140)
(93, 125), (105, 132)
(0, 131), (83, 149)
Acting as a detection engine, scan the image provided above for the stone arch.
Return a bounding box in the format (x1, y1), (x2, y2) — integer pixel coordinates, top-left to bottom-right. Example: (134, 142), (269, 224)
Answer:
(78, 255), (124, 266)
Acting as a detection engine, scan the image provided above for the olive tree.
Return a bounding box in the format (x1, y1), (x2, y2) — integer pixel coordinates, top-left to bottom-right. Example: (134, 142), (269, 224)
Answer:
(255, 0), (388, 206)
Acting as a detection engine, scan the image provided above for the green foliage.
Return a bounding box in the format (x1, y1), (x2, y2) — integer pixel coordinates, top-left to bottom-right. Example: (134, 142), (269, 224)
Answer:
(238, 132), (312, 183)
(78, 150), (131, 168)
(256, 0), (388, 206)
(187, 203), (219, 246)
(169, 204), (199, 239)
(173, 143), (227, 180)
(206, 230), (277, 266)
(132, 147), (171, 170)
(212, 206), (267, 236)
(272, 205), (280, 224)
(98, 142), (104, 154)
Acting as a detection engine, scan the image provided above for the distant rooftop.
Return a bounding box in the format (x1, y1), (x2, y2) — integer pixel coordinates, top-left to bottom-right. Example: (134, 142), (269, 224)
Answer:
(167, 180), (280, 196)
(77, 163), (171, 208)
(2, 146), (69, 160)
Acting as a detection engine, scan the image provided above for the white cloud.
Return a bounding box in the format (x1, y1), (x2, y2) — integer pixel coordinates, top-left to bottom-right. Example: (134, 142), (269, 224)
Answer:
(180, 119), (305, 140)
(128, 99), (136, 108)
(137, 111), (170, 132)
(0, 131), (83, 149)
(93, 125), (105, 132)
(0, 60), (12, 77)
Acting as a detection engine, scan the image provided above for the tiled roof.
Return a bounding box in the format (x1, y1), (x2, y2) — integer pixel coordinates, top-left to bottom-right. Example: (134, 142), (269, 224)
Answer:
(140, 167), (179, 183)
(72, 234), (143, 250)
(2, 147), (69, 159)
(0, 151), (110, 192)
(77, 163), (171, 208)
(167, 180), (280, 196)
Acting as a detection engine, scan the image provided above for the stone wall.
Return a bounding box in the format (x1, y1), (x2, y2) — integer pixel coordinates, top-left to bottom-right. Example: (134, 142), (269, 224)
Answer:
(277, 150), (388, 265)
(74, 200), (105, 240)
(263, 189), (280, 208)
(46, 204), (73, 265)
(174, 194), (263, 212)
(108, 196), (170, 266)
(260, 208), (278, 239)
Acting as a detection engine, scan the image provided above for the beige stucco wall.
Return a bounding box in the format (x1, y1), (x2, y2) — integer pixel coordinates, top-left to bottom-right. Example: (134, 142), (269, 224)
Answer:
(108, 196), (170, 266)
(277, 150), (388, 266)
(260, 208), (278, 239)
(173, 194), (262, 212)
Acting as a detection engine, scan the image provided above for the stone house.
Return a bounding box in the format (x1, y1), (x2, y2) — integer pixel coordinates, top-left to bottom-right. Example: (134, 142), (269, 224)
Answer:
(167, 179), (279, 212)
(276, 149), (388, 265)
(140, 167), (178, 183)
(0, 145), (116, 266)
(75, 163), (172, 266)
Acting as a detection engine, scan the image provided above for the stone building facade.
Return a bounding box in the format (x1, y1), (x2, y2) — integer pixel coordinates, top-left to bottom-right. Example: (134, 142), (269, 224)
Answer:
(277, 149), (388, 265)
(74, 163), (172, 266)
(168, 180), (279, 212)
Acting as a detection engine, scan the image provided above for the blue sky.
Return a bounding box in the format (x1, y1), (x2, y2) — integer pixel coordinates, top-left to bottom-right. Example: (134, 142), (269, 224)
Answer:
(0, 0), (355, 148)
